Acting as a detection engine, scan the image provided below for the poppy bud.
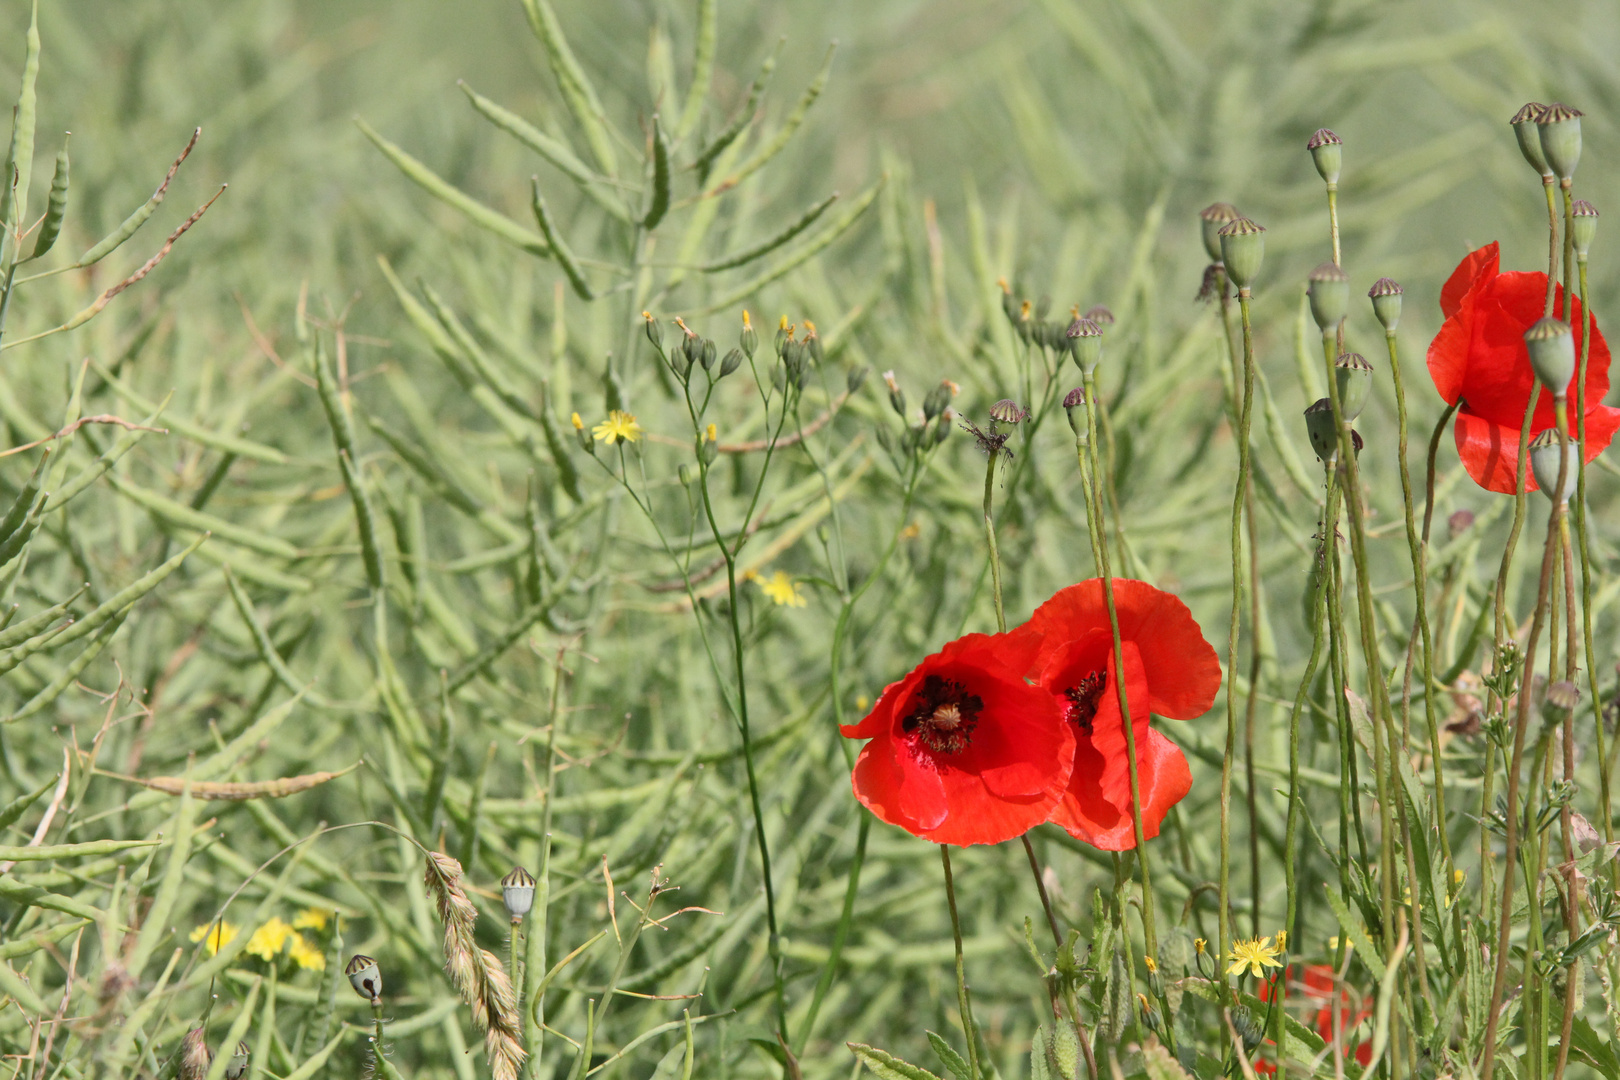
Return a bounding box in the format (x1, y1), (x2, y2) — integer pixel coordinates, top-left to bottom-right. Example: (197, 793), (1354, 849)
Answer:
(1538, 103), (1583, 183)
(1084, 304), (1115, 327)
(718, 348), (743, 378)
(1304, 398), (1338, 462)
(847, 365), (870, 394)
(1066, 316), (1102, 375)
(1511, 103), (1552, 179)
(1572, 200), (1599, 259)
(1529, 429), (1579, 503)
(643, 311), (663, 351)
(1199, 202), (1240, 263)
(1524, 317), (1575, 397)
(1307, 128), (1343, 185)
(224, 1043), (250, 1080)
(502, 866), (536, 920)
(1218, 217), (1266, 289)
(346, 954), (382, 1004)
(1368, 277), (1403, 333)
(1335, 352), (1373, 421)
(740, 311), (758, 358)
(1063, 386), (1086, 438)
(1307, 262), (1349, 331)
(923, 381), (951, 421)
(989, 399), (1029, 425)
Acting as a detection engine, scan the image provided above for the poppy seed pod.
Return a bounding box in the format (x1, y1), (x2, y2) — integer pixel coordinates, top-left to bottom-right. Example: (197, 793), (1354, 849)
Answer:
(502, 865), (537, 919)
(1524, 317), (1576, 397)
(1218, 217), (1266, 289)
(989, 399), (1029, 425)
(224, 1042), (250, 1080)
(1084, 304), (1115, 327)
(1572, 200), (1598, 259)
(1063, 386), (1086, 438)
(1334, 352), (1374, 421)
(1304, 398), (1339, 462)
(1307, 128), (1343, 185)
(1511, 103), (1552, 178)
(346, 954), (382, 1003)
(1307, 262), (1350, 330)
(1529, 428), (1579, 503)
(1066, 316), (1103, 375)
(1368, 277), (1403, 333)
(1538, 103), (1583, 182)
(1199, 202), (1240, 263)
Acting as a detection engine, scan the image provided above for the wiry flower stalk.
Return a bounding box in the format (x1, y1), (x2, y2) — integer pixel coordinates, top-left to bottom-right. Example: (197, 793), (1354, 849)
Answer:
(424, 851), (526, 1080)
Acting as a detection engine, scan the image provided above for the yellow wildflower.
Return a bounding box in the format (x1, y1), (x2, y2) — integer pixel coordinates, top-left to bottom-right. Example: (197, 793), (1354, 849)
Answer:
(743, 310), (753, 331)
(705, 423), (717, 442)
(292, 908), (330, 932)
(1143, 955), (1157, 973)
(1328, 935), (1354, 952)
(758, 570), (806, 608)
(1194, 938), (1207, 955)
(1276, 930), (1288, 951)
(245, 917), (297, 961)
(593, 410), (641, 444)
(190, 922), (239, 955)
(571, 412), (584, 431)
(899, 522), (921, 540)
(287, 933), (326, 971)
(1226, 936), (1284, 979)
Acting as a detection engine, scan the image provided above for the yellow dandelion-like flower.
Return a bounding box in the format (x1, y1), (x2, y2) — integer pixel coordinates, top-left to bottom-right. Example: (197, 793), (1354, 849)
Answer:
(759, 570), (806, 608)
(1227, 936), (1284, 979)
(190, 922), (239, 955)
(571, 412), (584, 431)
(1276, 930), (1288, 951)
(292, 908), (330, 932)
(1143, 955), (1157, 973)
(1194, 938), (1207, 955)
(287, 933), (326, 971)
(245, 917), (297, 961)
(592, 410), (641, 444)
(1328, 935), (1354, 952)
(705, 423), (717, 442)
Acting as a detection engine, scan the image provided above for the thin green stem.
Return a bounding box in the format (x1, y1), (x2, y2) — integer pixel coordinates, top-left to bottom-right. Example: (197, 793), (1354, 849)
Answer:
(1544, 180), (1559, 317)
(1572, 260), (1611, 860)
(941, 845), (982, 1080)
(983, 449), (1006, 633)
(1561, 182), (1574, 323)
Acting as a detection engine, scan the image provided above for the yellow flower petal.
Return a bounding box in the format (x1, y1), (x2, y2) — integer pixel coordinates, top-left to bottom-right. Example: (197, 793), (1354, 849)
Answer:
(190, 922), (239, 955)
(759, 570), (806, 608)
(287, 933), (327, 971)
(292, 908), (330, 932)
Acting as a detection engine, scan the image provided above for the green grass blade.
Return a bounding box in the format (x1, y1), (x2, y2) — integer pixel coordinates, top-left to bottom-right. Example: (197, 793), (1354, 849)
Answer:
(531, 180), (596, 301)
(699, 192), (838, 272)
(676, 0), (718, 140)
(706, 43), (835, 197)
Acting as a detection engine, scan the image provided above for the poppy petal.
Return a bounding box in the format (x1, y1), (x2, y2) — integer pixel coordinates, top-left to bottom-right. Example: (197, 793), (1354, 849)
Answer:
(1440, 241), (1496, 319)
(1453, 405), (1527, 494)
(1048, 728), (1190, 850)
(1086, 641), (1154, 810)
(850, 737), (946, 833)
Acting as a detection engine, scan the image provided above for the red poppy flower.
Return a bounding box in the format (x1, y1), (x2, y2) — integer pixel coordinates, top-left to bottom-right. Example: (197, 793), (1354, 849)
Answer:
(1426, 241), (1620, 493)
(1011, 579), (1221, 851)
(841, 632), (1075, 846)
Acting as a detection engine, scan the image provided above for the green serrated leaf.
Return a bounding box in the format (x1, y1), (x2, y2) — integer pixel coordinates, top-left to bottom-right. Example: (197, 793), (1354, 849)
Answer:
(847, 1043), (944, 1080)
(927, 1032), (971, 1080)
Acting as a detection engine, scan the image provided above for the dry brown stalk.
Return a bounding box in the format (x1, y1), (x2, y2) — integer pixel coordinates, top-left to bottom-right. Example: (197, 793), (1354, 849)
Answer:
(423, 851), (526, 1080)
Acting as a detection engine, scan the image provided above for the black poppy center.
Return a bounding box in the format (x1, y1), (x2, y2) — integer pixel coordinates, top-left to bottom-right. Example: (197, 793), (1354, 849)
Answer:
(903, 674), (983, 755)
(1063, 670), (1108, 734)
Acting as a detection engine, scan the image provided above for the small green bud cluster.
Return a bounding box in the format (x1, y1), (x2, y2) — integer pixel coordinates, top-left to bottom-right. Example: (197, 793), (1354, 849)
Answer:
(872, 369), (956, 464)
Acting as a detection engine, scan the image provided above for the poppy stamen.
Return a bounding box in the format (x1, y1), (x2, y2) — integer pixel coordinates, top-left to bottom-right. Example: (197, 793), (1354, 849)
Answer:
(1063, 671), (1108, 734)
(903, 675), (983, 755)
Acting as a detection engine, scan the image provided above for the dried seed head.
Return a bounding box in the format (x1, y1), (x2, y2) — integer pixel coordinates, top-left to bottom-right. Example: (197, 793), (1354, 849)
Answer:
(1447, 508), (1475, 540)
(1307, 128), (1343, 184)
(1529, 428), (1579, 504)
(1538, 103), (1583, 182)
(1511, 102), (1552, 178)
(346, 953), (382, 1003)
(989, 399), (1030, 425)
(1217, 217), (1266, 288)
(1307, 261), (1350, 331)
(1063, 386), (1086, 438)
(1572, 199), (1599, 259)
(1334, 352), (1374, 421)
(1545, 680), (1580, 714)
(224, 1042), (250, 1080)
(1368, 276), (1404, 332)
(180, 1029), (213, 1080)
(1197, 262), (1222, 303)
(1524, 317), (1576, 397)
(1066, 316), (1103, 375)
(1304, 398), (1339, 462)
(1084, 304), (1115, 327)
(1199, 202), (1240, 262)
(502, 866), (537, 920)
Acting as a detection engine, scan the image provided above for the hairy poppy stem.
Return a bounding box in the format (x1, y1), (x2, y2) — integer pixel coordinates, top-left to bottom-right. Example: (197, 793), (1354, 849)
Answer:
(1543, 179), (1559, 317)
(1218, 285), (1258, 999)
(940, 845), (982, 1080)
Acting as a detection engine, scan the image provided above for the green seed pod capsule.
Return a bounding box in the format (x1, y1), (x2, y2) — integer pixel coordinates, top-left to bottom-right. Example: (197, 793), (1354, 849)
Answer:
(30, 135), (69, 260)
(740, 311), (758, 358)
(1368, 277), (1403, 333)
(1199, 202), (1240, 263)
(1538, 103), (1583, 183)
(1084, 304), (1115, 327)
(224, 1043), (250, 1080)
(1334, 352), (1374, 421)
(1307, 128), (1343, 185)
(502, 866), (536, 919)
(1529, 428), (1579, 503)
(643, 312), (663, 351)
(1066, 316), (1102, 375)
(1524, 316), (1576, 397)
(1307, 262), (1349, 331)
(846, 365), (869, 394)
(922, 381), (951, 421)
(1304, 398), (1338, 462)
(346, 954), (382, 1003)
(1572, 200), (1598, 259)
(1511, 103), (1552, 179)
(718, 348), (743, 378)
(989, 399), (1029, 425)
(1218, 217), (1266, 289)
(1063, 386), (1086, 438)
(1051, 1020), (1081, 1080)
